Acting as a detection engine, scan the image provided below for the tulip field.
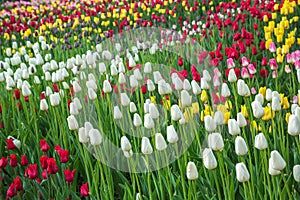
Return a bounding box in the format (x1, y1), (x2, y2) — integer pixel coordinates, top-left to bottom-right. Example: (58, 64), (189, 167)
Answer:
(1, 0), (300, 199)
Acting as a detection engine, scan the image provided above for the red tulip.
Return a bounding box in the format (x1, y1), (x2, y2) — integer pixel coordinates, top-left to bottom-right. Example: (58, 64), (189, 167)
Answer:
(178, 57), (183, 66)
(141, 85), (147, 94)
(10, 154), (18, 167)
(14, 90), (20, 99)
(64, 169), (76, 183)
(260, 68), (269, 78)
(0, 157), (8, 168)
(7, 138), (16, 150)
(58, 150), (69, 163)
(252, 46), (258, 55)
(40, 155), (48, 169)
(13, 176), (23, 191)
(261, 57), (267, 66)
(42, 169), (48, 179)
(40, 139), (50, 152)
(53, 84), (59, 92)
(47, 158), (59, 174)
(25, 164), (38, 179)
(80, 182), (89, 197)
(6, 183), (16, 198)
(21, 155), (28, 166)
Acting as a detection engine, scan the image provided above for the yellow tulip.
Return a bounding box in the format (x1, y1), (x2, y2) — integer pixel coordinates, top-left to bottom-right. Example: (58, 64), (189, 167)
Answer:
(259, 87), (266, 97)
(282, 97), (290, 109)
(150, 96), (156, 104)
(285, 113), (291, 123)
(262, 106), (275, 121)
(277, 54), (284, 63)
(192, 102), (200, 114)
(200, 90), (207, 102)
(225, 100), (232, 110)
(223, 112), (230, 125)
(263, 15), (269, 22)
(241, 105), (248, 118)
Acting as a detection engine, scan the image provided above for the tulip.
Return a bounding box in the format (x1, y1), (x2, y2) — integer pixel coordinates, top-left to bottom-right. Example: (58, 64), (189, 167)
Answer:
(88, 88), (97, 100)
(204, 116), (216, 132)
(174, 77), (183, 90)
(255, 94), (264, 105)
(269, 42), (276, 53)
(130, 102), (137, 113)
(293, 165), (300, 182)
(237, 112), (247, 127)
(186, 161), (198, 180)
(208, 133), (224, 151)
(254, 133), (268, 150)
(147, 79), (155, 92)
(123, 149), (133, 158)
(237, 80), (250, 97)
(73, 82), (82, 93)
(155, 133), (167, 151)
(266, 89), (272, 101)
(227, 58), (235, 68)
(80, 182), (89, 197)
(67, 115), (79, 130)
(144, 62), (152, 74)
(203, 148), (217, 170)
(235, 136), (248, 156)
(271, 97), (281, 111)
(40, 99), (48, 111)
(167, 125), (178, 143)
(149, 103), (159, 119)
(270, 150), (286, 171)
(78, 127), (89, 143)
(221, 83), (231, 97)
(183, 79), (191, 91)
(89, 129), (102, 146)
(73, 97), (82, 110)
(153, 71), (163, 84)
(103, 80), (112, 93)
(141, 137), (153, 155)
(121, 136), (132, 151)
(121, 93), (130, 106)
(86, 80), (97, 90)
(70, 102), (79, 115)
(134, 69), (142, 81)
(241, 57), (249, 67)
(181, 90), (192, 107)
(50, 93), (61, 106)
(268, 159), (281, 176)
(111, 65), (118, 76)
(118, 73), (126, 84)
(114, 106), (122, 120)
(251, 101), (264, 118)
(228, 119), (240, 135)
(130, 75), (138, 88)
(171, 105), (183, 121)
(214, 111), (224, 125)
(99, 62), (106, 74)
(288, 115), (300, 135)
(228, 68), (237, 82)
(191, 80), (201, 95)
(236, 162), (250, 182)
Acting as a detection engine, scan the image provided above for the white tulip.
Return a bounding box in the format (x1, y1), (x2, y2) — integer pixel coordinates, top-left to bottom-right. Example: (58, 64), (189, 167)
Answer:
(6, 76), (15, 88)
(153, 71), (163, 84)
(144, 62), (152, 74)
(103, 80), (112, 93)
(78, 127), (89, 143)
(293, 165), (300, 182)
(149, 103), (159, 119)
(40, 99), (48, 111)
(10, 56), (21, 66)
(167, 125), (178, 143)
(144, 113), (155, 129)
(214, 111), (224, 125)
(121, 136), (132, 151)
(73, 97), (82, 110)
(204, 116), (216, 132)
(73, 81), (82, 93)
(70, 102), (79, 115)
(133, 113), (142, 127)
(203, 148), (217, 170)
(134, 69), (143, 81)
(201, 79), (210, 90)
(21, 84), (31, 97)
(118, 73), (126, 84)
(228, 68), (237, 82)
(237, 112), (247, 127)
(254, 133), (268, 150)
(120, 93), (130, 106)
(271, 97), (281, 111)
(111, 65), (118, 76)
(114, 106), (122, 120)
(181, 90), (192, 107)
(251, 101), (264, 118)
(266, 88), (272, 101)
(147, 79), (155, 92)
(237, 79), (250, 97)
(141, 137), (153, 155)
(191, 80), (201, 95)
(288, 115), (300, 136)
(171, 105), (182, 121)
(88, 88), (97, 100)
(89, 129), (102, 146)
(67, 115), (79, 130)
(155, 133), (167, 151)
(235, 136), (248, 156)
(208, 133), (224, 151)
(183, 79), (191, 91)
(186, 161), (198, 180)
(50, 93), (60, 106)
(99, 62), (106, 74)
(203, 70), (211, 81)
(174, 77), (183, 90)
(255, 94), (264, 105)
(129, 75), (138, 88)
(130, 102), (137, 113)
(236, 162), (250, 182)
(86, 80), (97, 90)
(270, 150), (286, 171)
(268, 159), (281, 176)
(221, 83), (231, 97)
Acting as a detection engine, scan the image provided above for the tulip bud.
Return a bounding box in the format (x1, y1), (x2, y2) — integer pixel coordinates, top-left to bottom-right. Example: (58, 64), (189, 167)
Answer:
(268, 159), (281, 176)
(270, 150), (286, 171)
(191, 80), (201, 95)
(144, 113), (154, 129)
(50, 93), (61, 106)
(130, 102), (137, 113)
(228, 119), (240, 135)
(183, 79), (191, 91)
(86, 80), (97, 90)
(221, 83), (231, 97)
(293, 165), (300, 182)
(114, 106), (122, 120)
(70, 102), (79, 115)
(237, 79), (250, 97)
(201, 79), (210, 90)
(288, 115), (300, 136)
(153, 71), (163, 84)
(254, 133), (268, 150)
(235, 136), (248, 156)
(133, 113), (142, 127)
(120, 93), (130, 106)
(167, 125), (178, 143)
(174, 77), (183, 91)
(266, 88), (272, 101)
(236, 162), (250, 182)
(203, 148), (217, 170)
(73, 82), (81, 93)
(73, 97), (82, 110)
(203, 70), (211, 81)
(111, 65), (118, 76)
(99, 62), (106, 74)
(186, 161), (198, 180)
(155, 133), (167, 151)
(171, 105), (183, 121)
(121, 136), (132, 151)
(237, 112), (247, 127)
(141, 137), (153, 155)
(214, 111), (224, 125)
(255, 94), (264, 105)
(144, 62), (152, 74)
(147, 79), (155, 92)
(78, 127), (89, 143)
(251, 101), (264, 118)
(228, 69), (237, 82)
(208, 132), (224, 151)
(271, 97), (281, 111)
(67, 115), (79, 130)
(88, 88), (97, 100)
(40, 99), (48, 111)
(118, 73), (126, 85)
(204, 116), (216, 132)
(89, 129), (102, 146)
(181, 90), (192, 107)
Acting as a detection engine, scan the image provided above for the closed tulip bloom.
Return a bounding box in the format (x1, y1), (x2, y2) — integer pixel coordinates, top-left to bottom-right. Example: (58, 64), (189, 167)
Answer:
(181, 90), (192, 107)
(144, 62), (152, 74)
(293, 165), (300, 182)
(6, 76), (15, 88)
(201, 79), (209, 90)
(236, 162), (250, 182)
(171, 105), (183, 121)
(120, 93), (130, 106)
(266, 88), (272, 101)
(70, 102), (79, 115)
(228, 68), (237, 82)
(114, 106), (122, 120)
(147, 79), (155, 92)
(89, 129), (102, 146)
(237, 80), (250, 97)
(183, 79), (191, 90)
(251, 101), (264, 118)
(149, 103), (159, 119)
(111, 65), (118, 76)
(254, 133), (268, 150)
(133, 113), (142, 127)
(268, 159), (281, 176)
(186, 161), (198, 180)
(191, 80), (201, 95)
(214, 111), (224, 125)
(203, 148), (217, 170)
(144, 113), (154, 129)
(78, 127), (89, 143)
(208, 133), (224, 151)
(270, 150), (286, 171)
(203, 70), (211, 81)
(204, 116), (216, 132)
(130, 75), (139, 89)
(99, 62), (106, 74)
(130, 102), (137, 113)
(73, 82), (81, 93)
(155, 133), (167, 151)
(255, 94), (264, 105)
(73, 97), (82, 110)
(174, 77), (183, 90)
(221, 83), (231, 97)
(103, 80), (112, 93)
(50, 93), (60, 106)
(153, 71), (163, 84)
(118, 73), (126, 85)
(134, 69), (142, 81)
(86, 80), (97, 90)
(141, 137), (153, 155)
(237, 112), (247, 127)
(235, 136), (248, 156)
(288, 115), (300, 135)
(40, 99), (48, 111)
(67, 115), (79, 130)
(271, 97), (281, 111)
(228, 119), (240, 135)
(121, 136), (132, 151)
(88, 88), (97, 100)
